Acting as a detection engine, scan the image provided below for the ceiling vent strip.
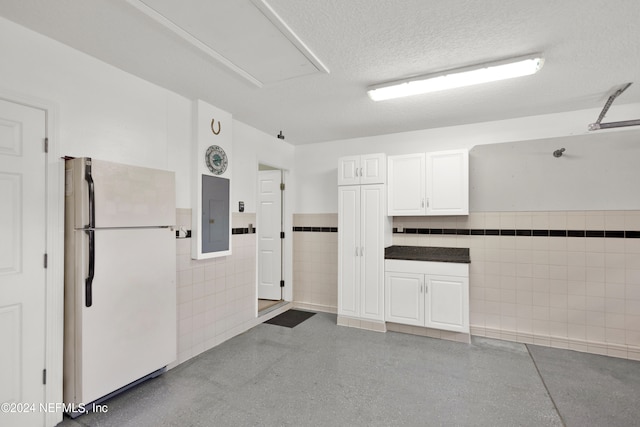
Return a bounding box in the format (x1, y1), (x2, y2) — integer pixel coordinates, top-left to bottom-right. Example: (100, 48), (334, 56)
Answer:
(250, 0), (330, 75)
(126, 0), (328, 87)
(126, 0), (262, 87)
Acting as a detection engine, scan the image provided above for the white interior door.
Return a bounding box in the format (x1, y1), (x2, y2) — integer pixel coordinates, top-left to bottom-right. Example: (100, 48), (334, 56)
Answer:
(258, 170), (282, 300)
(0, 99), (46, 426)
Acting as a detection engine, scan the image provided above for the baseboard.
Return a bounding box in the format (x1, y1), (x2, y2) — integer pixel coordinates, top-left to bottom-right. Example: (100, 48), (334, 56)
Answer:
(471, 325), (640, 361)
(336, 315), (386, 332)
(386, 322), (471, 344)
(293, 301), (337, 314)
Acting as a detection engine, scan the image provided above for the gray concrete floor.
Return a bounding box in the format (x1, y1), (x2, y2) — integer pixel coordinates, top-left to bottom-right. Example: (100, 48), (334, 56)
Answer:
(59, 312), (640, 427)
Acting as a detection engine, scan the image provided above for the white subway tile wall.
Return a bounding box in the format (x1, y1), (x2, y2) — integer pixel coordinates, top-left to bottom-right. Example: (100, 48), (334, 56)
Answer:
(292, 214), (338, 313)
(171, 209), (292, 368)
(290, 211), (640, 360)
(392, 211), (640, 360)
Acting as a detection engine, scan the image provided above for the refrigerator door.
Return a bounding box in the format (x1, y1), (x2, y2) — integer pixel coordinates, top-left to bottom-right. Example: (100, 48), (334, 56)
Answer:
(72, 227), (176, 405)
(69, 158), (175, 229)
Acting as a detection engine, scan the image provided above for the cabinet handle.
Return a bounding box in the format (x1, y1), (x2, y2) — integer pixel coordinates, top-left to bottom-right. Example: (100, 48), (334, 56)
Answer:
(427, 198), (430, 208)
(420, 283), (423, 293)
(355, 167), (359, 177)
(425, 284), (428, 294)
(355, 247), (359, 256)
(421, 198), (424, 208)
(360, 167), (363, 177)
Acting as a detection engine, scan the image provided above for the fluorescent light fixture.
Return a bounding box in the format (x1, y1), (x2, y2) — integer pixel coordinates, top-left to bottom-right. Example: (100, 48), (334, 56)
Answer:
(367, 55), (544, 101)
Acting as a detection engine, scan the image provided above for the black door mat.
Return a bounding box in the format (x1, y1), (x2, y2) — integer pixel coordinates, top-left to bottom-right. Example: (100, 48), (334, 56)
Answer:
(264, 310), (315, 328)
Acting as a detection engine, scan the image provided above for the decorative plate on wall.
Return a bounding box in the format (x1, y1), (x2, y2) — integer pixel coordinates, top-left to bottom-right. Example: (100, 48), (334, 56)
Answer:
(205, 145), (228, 175)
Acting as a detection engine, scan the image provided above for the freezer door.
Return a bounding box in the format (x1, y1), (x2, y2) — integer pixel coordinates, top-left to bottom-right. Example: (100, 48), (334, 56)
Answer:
(68, 158), (175, 228)
(72, 227), (176, 405)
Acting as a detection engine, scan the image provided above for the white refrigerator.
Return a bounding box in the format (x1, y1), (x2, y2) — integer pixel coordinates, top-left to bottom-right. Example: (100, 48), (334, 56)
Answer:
(64, 157), (177, 410)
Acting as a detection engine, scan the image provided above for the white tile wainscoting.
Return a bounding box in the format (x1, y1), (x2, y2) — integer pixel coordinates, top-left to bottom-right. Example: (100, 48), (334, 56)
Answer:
(291, 211), (640, 361)
(393, 211), (640, 361)
(292, 214), (339, 314)
(171, 209), (292, 368)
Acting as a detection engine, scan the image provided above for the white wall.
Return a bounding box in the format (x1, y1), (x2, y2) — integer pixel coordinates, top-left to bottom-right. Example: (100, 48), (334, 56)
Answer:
(294, 104), (640, 213)
(232, 120), (296, 302)
(470, 130), (640, 211)
(0, 17), (185, 162)
(0, 16), (296, 211)
(1, 11), (300, 357)
(232, 120), (295, 213)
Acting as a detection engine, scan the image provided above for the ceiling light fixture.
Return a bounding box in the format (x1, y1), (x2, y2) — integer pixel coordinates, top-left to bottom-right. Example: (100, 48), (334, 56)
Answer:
(367, 54), (544, 101)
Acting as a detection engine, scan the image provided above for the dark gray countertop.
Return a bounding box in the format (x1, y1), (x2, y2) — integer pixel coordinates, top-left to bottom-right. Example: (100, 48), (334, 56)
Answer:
(385, 246), (470, 263)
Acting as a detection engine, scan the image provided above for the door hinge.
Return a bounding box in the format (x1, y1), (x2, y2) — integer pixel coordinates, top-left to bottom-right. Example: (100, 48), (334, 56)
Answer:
(280, 231), (285, 239)
(42, 369), (47, 385)
(280, 183), (285, 191)
(44, 137), (49, 153)
(44, 253), (48, 268)
(280, 280), (285, 288)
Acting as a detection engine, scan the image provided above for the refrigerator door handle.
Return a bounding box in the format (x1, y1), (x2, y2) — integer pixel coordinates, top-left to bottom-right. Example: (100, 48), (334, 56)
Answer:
(85, 229), (95, 307)
(84, 157), (95, 229)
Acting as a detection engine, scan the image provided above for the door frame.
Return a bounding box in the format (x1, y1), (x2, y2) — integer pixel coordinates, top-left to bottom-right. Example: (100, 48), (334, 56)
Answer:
(0, 89), (63, 427)
(255, 160), (292, 313)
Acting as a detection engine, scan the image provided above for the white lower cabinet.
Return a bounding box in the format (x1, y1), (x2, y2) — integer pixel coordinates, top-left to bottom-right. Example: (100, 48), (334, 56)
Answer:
(385, 260), (469, 333)
(385, 272), (424, 326)
(424, 274), (469, 332)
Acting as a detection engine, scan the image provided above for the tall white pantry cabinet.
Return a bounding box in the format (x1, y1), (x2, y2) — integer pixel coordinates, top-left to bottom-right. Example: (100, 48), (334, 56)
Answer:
(338, 154), (392, 324)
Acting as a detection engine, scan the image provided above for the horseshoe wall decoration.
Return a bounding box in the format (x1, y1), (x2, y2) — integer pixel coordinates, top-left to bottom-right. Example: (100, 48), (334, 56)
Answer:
(210, 118), (221, 135)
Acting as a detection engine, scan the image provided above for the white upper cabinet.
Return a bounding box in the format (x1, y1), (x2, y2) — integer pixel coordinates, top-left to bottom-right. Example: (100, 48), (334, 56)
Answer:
(338, 153), (386, 186)
(388, 149), (468, 216)
(387, 153), (425, 215)
(426, 150), (469, 215)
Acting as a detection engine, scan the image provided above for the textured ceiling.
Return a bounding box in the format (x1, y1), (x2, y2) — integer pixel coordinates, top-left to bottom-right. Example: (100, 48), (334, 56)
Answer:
(1, 0), (639, 144)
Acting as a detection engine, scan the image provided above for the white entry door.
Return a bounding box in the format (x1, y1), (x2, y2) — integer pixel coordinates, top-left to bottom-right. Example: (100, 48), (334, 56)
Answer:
(0, 99), (47, 426)
(257, 170), (282, 300)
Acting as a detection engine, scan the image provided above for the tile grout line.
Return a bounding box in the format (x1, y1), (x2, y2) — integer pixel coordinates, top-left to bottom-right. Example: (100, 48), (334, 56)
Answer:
(525, 344), (567, 427)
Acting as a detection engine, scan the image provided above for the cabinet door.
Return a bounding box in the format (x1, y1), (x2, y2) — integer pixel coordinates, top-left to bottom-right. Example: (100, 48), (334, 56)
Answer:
(360, 153), (386, 185)
(338, 186), (361, 317)
(425, 275), (469, 333)
(338, 156), (360, 186)
(360, 185), (385, 321)
(426, 149), (468, 215)
(385, 272), (424, 326)
(387, 153), (426, 216)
